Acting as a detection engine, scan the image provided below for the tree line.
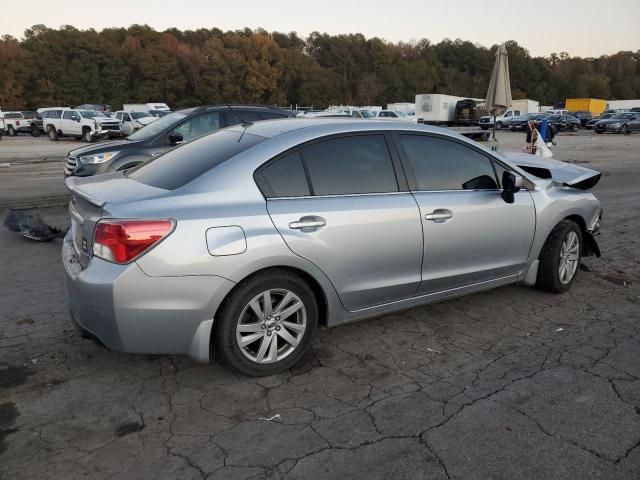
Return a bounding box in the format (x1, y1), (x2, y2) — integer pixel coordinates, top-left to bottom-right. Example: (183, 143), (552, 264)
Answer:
(0, 24), (638, 110)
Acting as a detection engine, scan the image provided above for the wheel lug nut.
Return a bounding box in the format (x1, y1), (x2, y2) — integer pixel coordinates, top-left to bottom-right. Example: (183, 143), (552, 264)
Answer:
(275, 317), (280, 321)
(276, 326), (281, 331)
(261, 324), (266, 329)
(267, 331), (272, 336)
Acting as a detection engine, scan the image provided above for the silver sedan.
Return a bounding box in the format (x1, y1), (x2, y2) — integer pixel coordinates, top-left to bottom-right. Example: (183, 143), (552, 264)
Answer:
(63, 119), (603, 376)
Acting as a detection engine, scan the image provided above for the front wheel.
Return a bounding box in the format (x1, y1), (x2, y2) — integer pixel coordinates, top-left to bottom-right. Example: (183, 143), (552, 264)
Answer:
(83, 129), (94, 143)
(213, 270), (318, 376)
(48, 127), (59, 141)
(495, 121), (503, 130)
(621, 125), (629, 135)
(31, 126), (40, 137)
(536, 220), (582, 293)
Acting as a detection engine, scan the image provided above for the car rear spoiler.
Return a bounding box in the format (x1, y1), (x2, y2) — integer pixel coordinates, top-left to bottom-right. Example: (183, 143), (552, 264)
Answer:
(501, 152), (601, 190)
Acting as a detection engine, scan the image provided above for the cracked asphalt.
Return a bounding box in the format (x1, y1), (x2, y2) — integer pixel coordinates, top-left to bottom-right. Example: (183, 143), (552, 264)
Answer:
(1, 131), (639, 479)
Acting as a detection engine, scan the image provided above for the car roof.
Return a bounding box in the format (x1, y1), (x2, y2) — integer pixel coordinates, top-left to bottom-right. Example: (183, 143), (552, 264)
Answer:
(226, 118), (466, 141)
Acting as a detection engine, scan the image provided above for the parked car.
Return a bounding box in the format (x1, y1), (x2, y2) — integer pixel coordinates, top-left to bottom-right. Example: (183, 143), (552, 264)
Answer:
(569, 111), (593, 127)
(546, 109), (568, 116)
(586, 113), (614, 129)
(510, 113), (548, 131)
(21, 111), (44, 136)
(64, 105), (296, 176)
(374, 110), (418, 123)
(350, 109), (377, 118)
(40, 108), (122, 142)
(0, 111), (32, 136)
(547, 114), (581, 132)
(63, 118), (603, 375)
(479, 109), (522, 130)
(594, 112), (640, 134)
(114, 111), (158, 135)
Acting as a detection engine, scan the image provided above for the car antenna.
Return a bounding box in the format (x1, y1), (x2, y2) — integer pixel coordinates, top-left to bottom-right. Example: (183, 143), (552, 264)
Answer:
(225, 104), (253, 127)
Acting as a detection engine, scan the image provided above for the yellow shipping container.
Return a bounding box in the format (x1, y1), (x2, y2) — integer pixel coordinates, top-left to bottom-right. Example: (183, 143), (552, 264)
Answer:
(565, 98), (607, 116)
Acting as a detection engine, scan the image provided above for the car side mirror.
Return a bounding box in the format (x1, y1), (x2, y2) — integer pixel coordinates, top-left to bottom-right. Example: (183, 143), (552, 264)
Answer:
(501, 171), (523, 204)
(169, 133), (184, 145)
(71, 115), (78, 121)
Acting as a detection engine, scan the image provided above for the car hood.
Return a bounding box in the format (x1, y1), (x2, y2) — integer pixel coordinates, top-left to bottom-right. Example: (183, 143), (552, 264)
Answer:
(136, 117), (157, 125)
(502, 152), (601, 190)
(596, 118), (625, 125)
(68, 139), (137, 157)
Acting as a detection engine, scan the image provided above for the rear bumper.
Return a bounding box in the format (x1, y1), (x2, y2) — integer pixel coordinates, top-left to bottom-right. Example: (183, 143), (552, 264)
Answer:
(62, 233), (236, 362)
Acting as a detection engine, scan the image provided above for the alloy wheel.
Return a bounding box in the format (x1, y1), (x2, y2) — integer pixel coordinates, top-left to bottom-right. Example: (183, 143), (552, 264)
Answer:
(559, 231), (580, 284)
(235, 289), (307, 364)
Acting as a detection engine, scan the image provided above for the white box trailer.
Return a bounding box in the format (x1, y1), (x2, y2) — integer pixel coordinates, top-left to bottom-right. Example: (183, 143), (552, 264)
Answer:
(415, 94), (466, 124)
(512, 99), (539, 115)
(607, 100), (640, 111)
(386, 102), (415, 115)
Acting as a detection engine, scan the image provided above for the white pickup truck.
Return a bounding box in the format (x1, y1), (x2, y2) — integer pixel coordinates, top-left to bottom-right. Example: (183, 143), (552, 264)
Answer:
(39, 107), (121, 142)
(0, 111), (33, 136)
(114, 110), (158, 135)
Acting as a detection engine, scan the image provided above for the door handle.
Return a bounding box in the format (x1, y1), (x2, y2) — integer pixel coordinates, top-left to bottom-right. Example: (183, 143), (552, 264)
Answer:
(425, 209), (453, 222)
(289, 216), (326, 230)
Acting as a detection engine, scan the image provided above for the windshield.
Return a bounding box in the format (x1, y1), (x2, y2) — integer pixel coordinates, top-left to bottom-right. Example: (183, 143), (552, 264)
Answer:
(130, 112), (152, 119)
(127, 111), (188, 141)
(612, 113), (633, 120)
(80, 110), (106, 118)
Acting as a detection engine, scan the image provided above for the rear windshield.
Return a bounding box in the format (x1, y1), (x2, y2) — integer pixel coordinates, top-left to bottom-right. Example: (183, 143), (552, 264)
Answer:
(127, 129), (266, 190)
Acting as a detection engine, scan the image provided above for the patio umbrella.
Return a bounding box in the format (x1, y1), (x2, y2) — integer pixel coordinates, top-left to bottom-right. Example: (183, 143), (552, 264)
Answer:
(485, 44), (512, 140)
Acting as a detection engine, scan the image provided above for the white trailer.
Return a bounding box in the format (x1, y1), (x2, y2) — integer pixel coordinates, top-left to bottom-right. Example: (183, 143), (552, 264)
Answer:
(415, 94), (466, 124)
(512, 99), (539, 115)
(607, 100), (640, 111)
(386, 102), (415, 115)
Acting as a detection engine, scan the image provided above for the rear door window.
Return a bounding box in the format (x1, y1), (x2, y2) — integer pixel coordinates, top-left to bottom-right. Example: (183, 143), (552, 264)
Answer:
(128, 129), (265, 190)
(301, 135), (398, 195)
(259, 151), (310, 198)
(398, 134), (498, 191)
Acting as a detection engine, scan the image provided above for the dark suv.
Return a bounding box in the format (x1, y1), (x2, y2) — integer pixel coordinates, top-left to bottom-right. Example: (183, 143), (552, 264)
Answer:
(569, 111), (593, 127)
(64, 105), (295, 176)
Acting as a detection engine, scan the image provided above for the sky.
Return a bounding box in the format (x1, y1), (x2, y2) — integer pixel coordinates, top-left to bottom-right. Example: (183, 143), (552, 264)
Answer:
(2, 0), (639, 58)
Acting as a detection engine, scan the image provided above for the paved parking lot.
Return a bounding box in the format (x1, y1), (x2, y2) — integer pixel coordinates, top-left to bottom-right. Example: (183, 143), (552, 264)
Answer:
(1, 130), (639, 479)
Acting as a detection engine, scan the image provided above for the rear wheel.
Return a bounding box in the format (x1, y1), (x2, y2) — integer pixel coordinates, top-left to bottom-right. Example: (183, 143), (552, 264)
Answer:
(7, 126), (16, 136)
(31, 126), (40, 137)
(213, 269), (318, 376)
(537, 220), (582, 293)
(47, 126), (59, 141)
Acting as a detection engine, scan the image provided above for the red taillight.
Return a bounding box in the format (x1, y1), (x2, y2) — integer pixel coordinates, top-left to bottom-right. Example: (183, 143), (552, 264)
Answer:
(15, 120), (20, 126)
(93, 220), (174, 263)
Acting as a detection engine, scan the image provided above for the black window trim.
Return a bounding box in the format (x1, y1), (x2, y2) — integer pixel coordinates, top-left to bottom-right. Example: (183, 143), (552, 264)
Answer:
(390, 131), (517, 193)
(254, 131), (410, 200)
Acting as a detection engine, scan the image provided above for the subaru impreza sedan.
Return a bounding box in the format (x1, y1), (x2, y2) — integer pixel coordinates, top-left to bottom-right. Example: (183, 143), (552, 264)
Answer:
(63, 119), (603, 376)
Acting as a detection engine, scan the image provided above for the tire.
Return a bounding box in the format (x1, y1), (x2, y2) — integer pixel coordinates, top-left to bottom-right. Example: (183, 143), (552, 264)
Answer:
(596, 129), (603, 134)
(496, 121), (503, 130)
(511, 127), (516, 132)
(621, 125), (629, 135)
(480, 126), (488, 130)
(47, 126), (59, 141)
(83, 128), (94, 143)
(536, 220), (582, 293)
(213, 269), (318, 376)
(31, 126), (40, 137)
(7, 126), (16, 136)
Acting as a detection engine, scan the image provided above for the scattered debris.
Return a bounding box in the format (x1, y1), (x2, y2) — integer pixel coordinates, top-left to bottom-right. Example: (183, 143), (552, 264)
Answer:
(3, 207), (68, 242)
(115, 421), (145, 437)
(0, 163), (10, 168)
(426, 348), (442, 354)
(258, 414), (281, 422)
(555, 328), (564, 332)
(30, 359), (38, 365)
